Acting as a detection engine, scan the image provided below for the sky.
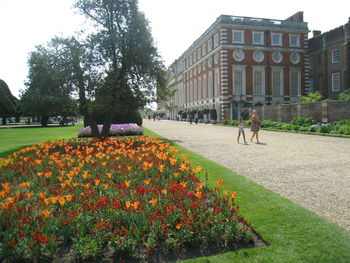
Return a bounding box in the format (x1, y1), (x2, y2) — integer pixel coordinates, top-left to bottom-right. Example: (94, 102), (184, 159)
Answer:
(0, 0), (349, 98)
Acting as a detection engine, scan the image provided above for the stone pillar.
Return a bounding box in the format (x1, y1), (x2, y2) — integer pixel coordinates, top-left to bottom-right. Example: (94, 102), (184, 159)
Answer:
(321, 101), (328, 123)
(297, 104), (302, 117)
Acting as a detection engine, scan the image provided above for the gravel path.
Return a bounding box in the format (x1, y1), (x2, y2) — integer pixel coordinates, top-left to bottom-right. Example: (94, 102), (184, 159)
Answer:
(143, 119), (350, 231)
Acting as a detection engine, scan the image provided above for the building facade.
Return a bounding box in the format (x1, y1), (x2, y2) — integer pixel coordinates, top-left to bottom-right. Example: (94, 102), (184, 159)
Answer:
(161, 12), (309, 120)
(308, 19), (350, 99)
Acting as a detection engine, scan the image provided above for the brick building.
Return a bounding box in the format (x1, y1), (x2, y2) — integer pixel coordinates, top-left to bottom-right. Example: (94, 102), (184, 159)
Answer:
(161, 12), (309, 120)
(308, 19), (350, 99)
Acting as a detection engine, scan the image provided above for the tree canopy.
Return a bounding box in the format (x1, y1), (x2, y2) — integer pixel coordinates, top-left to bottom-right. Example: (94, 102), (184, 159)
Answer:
(22, 0), (166, 135)
(0, 79), (19, 125)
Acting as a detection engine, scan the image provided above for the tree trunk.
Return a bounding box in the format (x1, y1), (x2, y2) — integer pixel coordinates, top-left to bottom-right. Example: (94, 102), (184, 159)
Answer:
(41, 116), (49, 127)
(1, 116), (6, 125)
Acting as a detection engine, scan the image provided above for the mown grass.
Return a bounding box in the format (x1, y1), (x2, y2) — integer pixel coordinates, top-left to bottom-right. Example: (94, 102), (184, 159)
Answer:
(1, 125), (349, 262)
(144, 128), (350, 263)
(0, 125), (83, 159)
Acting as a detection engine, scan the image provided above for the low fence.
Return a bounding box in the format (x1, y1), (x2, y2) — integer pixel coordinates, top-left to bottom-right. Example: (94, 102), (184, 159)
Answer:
(241, 100), (350, 123)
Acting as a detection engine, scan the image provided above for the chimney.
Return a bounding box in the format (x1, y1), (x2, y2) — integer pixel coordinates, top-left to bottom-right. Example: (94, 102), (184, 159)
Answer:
(285, 11), (304, 23)
(313, 30), (321, 37)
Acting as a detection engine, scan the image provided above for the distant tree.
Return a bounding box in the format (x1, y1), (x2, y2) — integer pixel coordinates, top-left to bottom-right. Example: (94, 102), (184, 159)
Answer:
(338, 89), (350, 101)
(299, 91), (323, 102)
(21, 47), (78, 127)
(0, 79), (18, 125)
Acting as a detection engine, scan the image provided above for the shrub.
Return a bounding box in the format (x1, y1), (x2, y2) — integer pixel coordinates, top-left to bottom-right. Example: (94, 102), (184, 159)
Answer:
(333, 120), (350, 126)
(261, 120), (283, 129)
(338, 89), (350, 101)
(319, 124), (336, 134)
(230, 120), (239, 126)
(337, 125), (350, 135)
(197, 110), (204, 119)
(281, 123), (295, 130)
(308, 124), (321, 132)
(181, 112), (187, 119)
(291, 116), (317, 127)
(222, 120), (230, 125)
(202, 109), (210, 115)
(299, 91), (323, 102)
(299, 126), (309, 132)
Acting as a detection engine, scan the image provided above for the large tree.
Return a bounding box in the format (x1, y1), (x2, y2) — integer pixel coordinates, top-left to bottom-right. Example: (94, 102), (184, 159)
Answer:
(21, 46), (78, 126)
(72, 0), (166, 137)
(0, 79), (18, 125)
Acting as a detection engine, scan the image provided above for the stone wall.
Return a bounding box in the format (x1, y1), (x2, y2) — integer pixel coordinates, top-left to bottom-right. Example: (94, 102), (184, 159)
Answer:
(241, 100), (350, 123)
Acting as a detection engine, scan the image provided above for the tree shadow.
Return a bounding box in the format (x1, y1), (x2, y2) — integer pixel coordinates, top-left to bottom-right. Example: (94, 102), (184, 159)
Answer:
(0, 145), (32, 159)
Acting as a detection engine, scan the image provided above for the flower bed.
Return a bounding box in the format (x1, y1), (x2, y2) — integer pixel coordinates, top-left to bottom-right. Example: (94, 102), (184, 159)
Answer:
(0, 137), (258, 262)
(78, 123), (143, 137)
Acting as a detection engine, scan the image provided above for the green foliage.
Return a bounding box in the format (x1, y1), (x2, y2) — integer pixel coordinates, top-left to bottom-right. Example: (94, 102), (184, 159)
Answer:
(0, 79), (19, 123)
(202, 108), (209, 114)
(261, 120), (283, 129)
(197, 110), (203, 119)
(291, 116), (317, 127)
(230, 120), (239, 126)
(299, 91), (323, 102)
(337, 125), (350, 135)
(319, 124), (336, 134)
(333, 120), (350, 125)
(338, 89), (350, 101)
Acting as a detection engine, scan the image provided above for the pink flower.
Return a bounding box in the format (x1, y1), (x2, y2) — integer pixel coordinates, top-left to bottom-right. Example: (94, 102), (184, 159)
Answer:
(187, 191), (194, 197)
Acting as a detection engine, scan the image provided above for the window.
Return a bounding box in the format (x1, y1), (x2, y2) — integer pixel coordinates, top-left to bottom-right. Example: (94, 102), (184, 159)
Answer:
(214, 33), (219, 47)
(214, 68), (220, 96)
(253, 68), (265, 96)
(289, 34), (300, 47)
(309, 79), (314, 93)
(208, 39), (213, 52)
(202, 45), (206, 57)
(198, 77), (202, 100)
(252, 31), (264, 45)
(332, 72), (340, 92)
(290, 70), (300, 96)
(203, 74), (208, 98)
(271, 32), (282, 46)
(232, 67), (246, 96)
(232, 30), (244, 44)
(332, 50), (340, 64)
(197, 49), (201, 60)
(208, 71), (213, 98)
(194, 79), (197, 101)
(272, 69), (283, 96)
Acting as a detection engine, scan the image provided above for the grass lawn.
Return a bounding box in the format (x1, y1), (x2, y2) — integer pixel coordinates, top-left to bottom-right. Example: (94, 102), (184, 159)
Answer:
(144, 128), (350, 263)
(1, 125), (349, 262)
(0, 125), (83, 159)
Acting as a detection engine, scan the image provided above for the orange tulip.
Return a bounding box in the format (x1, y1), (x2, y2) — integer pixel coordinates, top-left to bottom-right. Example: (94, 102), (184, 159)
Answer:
(144, 179), (151, 185)
(173, 173), (179, 178)
(42, 209), (51, 218)
(149, 199), (158, 205)
(193, 166), (202, 173)
(230, 192), (237, 199)
(176, 223), (183, 230)
(124, 181), (131, 188)
(125, 201), (131, 208)
(216, 180), (224, 186)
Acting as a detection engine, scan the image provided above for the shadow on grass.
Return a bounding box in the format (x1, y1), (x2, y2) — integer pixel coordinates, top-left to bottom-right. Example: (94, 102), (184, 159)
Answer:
(0, 145), (32, 159)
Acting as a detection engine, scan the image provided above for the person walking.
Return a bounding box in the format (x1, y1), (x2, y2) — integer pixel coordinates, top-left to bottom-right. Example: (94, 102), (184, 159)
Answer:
(250, 110), (260, 144)
(237, 116), (247, 144)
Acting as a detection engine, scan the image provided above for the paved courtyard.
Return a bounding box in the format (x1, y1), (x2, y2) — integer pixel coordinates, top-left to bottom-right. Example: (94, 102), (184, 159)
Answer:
(143, 119), (350, 231)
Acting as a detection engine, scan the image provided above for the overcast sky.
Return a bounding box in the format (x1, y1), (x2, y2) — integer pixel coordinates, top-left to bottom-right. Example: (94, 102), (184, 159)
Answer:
(0, 0), (349, 98)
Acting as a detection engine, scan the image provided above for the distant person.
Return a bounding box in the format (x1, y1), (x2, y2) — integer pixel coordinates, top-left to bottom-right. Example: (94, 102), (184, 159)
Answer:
(153, 115), (155, 121)
(195, 117), (198, 124)
(189, 115), (193, 124)
(250, 110), (261, 144)
(237, 116), (247, 144)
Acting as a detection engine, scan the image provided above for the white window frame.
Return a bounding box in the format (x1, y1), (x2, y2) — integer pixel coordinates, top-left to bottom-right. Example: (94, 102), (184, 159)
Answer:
(271, 32), (282, 46)
(271, 68), (284, 96)
(232, 30), (245, 44)
(214, 33), (219, 48)
(232, 65), (246, 96)
(290, 69), (301, 96)
(203, 73), (208, 98)
(289, 34), (300, 47)
(331, 50), (340, 64)
(253, 67), (265, 96)
(208, 39), (213, 52)
(214, 68), (220, 97)
(252, 31), (264, 45)
(202, 45), (206, 57)
(332, 72), (340, 92)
